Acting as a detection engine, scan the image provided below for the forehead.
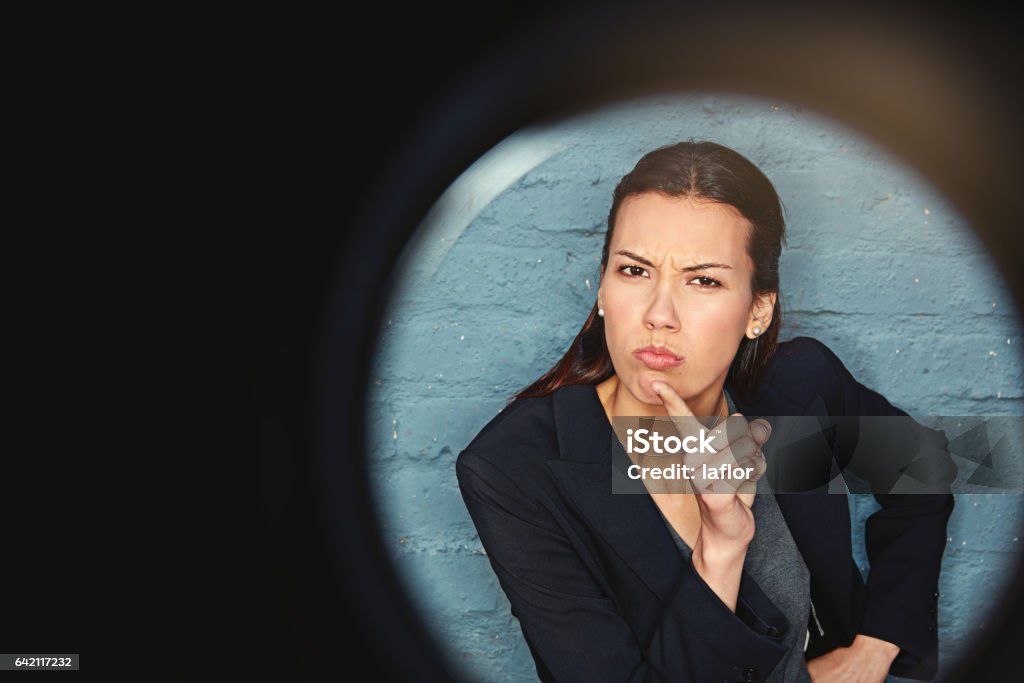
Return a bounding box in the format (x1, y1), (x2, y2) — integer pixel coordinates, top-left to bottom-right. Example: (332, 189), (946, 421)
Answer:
(611, 193), (752, 265)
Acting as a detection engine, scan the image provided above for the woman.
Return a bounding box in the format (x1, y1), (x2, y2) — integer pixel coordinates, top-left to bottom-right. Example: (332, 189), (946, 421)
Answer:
(456, 141), (954, 682)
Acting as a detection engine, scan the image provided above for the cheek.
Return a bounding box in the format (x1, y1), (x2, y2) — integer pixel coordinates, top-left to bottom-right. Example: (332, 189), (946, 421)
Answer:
(681, 294), (751, 334)
(601, 292), (639, 329)
(602, 306), (635, 360)
(604, 315), (629, 348)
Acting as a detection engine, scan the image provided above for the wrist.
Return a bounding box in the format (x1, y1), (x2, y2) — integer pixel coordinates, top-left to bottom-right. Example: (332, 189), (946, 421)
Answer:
(852, 634), (900, 665)
(692, 536), (747, 591)
(693, 529), (749, 567)
(697, 504), (755, 549)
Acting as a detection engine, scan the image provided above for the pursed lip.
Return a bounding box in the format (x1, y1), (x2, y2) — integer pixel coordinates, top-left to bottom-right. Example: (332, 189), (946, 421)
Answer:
(632, 345), (683, 370)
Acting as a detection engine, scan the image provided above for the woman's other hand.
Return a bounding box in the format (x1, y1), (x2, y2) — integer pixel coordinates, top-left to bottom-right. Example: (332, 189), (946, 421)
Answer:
(806, 634), (900, 682)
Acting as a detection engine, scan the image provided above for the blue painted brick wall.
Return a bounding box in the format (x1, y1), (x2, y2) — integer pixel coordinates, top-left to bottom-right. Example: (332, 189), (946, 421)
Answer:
(367, 95), (1024, 682)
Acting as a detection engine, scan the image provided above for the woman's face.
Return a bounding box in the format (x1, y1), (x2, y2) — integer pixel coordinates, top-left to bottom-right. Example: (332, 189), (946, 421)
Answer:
(597, 192), (775, 410)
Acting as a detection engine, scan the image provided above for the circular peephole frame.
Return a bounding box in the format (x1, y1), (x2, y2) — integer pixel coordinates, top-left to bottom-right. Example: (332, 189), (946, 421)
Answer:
(316, 3), (1024, 681)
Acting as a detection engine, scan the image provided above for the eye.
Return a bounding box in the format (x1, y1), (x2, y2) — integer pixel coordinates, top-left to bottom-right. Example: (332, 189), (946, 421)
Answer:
(689, 275), (722, 288)
(618, 264), (650, 278)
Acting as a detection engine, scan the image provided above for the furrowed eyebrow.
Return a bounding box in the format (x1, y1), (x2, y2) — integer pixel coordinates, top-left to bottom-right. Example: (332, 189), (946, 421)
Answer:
(614, 250), (655, 267)
(614, 250), (733, 272)
(680, 262), (733, 273)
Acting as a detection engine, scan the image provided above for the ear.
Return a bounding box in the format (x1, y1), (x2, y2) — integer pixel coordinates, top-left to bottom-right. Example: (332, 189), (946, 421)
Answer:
(747, 291), (777, 339)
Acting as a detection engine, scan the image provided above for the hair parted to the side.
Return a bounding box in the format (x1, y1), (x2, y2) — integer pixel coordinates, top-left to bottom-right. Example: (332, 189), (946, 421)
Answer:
(515, 140), (786, 404)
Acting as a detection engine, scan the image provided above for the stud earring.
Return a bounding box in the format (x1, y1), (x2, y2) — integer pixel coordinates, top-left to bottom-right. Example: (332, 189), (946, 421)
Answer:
(752, 325), (762, 336)
(598, 308), (605, 317)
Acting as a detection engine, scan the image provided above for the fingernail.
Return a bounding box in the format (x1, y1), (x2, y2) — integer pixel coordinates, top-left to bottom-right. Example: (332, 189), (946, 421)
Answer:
(651, 382), (663, 393)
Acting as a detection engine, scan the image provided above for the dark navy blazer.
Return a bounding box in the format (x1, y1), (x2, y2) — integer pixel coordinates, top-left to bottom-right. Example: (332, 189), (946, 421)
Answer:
(456, 337), (955, 682)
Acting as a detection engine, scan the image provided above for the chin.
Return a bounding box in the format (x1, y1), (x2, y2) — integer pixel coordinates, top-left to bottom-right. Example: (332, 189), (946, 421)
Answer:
(633, 375), (679, 405)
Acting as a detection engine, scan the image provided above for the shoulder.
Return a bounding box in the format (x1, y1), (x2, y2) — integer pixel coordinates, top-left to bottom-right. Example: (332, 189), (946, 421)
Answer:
(765, 336), (847, 380)
(747, 336), (851, 410)
(455, 390), (561, 487)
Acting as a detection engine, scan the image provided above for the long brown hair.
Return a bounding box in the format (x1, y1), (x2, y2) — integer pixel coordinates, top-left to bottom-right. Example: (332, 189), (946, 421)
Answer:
(515, 140), (786, 404)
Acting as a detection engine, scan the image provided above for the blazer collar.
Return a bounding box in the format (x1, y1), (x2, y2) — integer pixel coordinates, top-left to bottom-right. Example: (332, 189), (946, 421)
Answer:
(551, 383), (612, 463)
(546, 384), (687, 602)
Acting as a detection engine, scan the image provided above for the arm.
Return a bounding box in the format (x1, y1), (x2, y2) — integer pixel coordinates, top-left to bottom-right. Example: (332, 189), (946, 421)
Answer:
(457, 448), (788, 683)
(813, 339), (955, 680)
(651, 380), (772, 614)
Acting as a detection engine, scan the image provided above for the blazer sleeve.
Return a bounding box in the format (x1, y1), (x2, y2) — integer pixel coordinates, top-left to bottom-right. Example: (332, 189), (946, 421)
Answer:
(812, 339), (955, 680)
(457, 448), (790, 683)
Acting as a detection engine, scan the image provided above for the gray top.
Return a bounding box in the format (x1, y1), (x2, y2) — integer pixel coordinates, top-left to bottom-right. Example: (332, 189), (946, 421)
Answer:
(657, 390), (812, 682)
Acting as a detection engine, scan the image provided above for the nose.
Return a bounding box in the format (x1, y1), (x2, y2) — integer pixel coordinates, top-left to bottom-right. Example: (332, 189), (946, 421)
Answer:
(643, 281), (680, 331)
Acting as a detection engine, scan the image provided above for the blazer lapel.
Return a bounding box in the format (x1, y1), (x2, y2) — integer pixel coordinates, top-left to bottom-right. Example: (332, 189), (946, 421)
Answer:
(546, 385), (687, 603)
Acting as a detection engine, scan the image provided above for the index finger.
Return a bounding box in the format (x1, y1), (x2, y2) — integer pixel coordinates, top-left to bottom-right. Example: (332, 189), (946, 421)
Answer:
(650, 381), (707, 439)
(650, 381), (693, 417)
